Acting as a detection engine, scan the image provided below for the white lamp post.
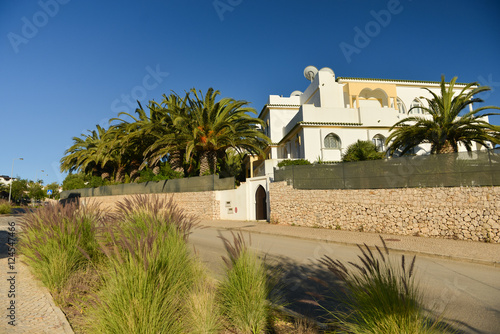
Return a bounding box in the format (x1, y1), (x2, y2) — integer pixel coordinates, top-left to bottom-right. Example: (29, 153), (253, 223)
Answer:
(8, 158), (23, 203)
(35, 170), (45, 184)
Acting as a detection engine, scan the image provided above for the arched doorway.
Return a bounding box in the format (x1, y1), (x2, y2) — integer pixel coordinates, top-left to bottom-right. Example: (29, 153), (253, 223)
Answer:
(255, 185), (267, 220)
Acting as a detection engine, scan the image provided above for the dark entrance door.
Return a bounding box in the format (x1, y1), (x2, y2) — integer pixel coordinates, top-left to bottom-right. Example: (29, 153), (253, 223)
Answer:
(255, 185), (267, 220)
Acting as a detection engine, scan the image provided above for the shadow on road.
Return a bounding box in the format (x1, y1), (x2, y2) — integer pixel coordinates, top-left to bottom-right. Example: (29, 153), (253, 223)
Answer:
(266, 254), (346, 323)
(0, 230), (16, 260)
(0, 216), (21, 260)
(11, 208), (35, 214)
(267, 254), (468, 333)
(423, 305), (498, 334)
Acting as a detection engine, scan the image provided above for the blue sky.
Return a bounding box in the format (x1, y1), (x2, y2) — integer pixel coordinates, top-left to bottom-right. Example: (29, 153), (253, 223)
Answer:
(1, 0), (499, 185)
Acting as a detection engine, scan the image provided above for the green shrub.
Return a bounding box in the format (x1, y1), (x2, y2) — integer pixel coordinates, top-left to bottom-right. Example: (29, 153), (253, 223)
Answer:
(62, 173), (86, 191)
(277, 159), (312, 168)
(0, 200), (11, 214)
(137, 163), (183, 183)
(86, 175), (108, 188)
(218, 233), (273, 334)
(319, 236), (453, 333)
(62, 173), (115, 190)
(18, 202), (103, 292)
(342, 140), (384, 162)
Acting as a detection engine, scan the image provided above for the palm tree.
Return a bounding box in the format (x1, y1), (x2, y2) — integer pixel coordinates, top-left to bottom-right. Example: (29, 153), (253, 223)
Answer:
(60, 125), (108, 175)
(181, 88), (269, 176)
(99, 125), (140, 182)
(386, 76), (500, 156)
(60, 124), (130, 182)
(141, 92), (192, 174)
(61, 88), (270, 181)
(110, 100), (168, 179)
(218, 149), (246, 181)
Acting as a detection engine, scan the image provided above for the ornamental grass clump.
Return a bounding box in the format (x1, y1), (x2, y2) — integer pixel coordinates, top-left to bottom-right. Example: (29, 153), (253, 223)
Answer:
(18, 201), (103, 292)
(319, 236), (453, 334)
(111, 194), (197, 239)
(86, 195), (202, 334)
(186, 276), (223, 334)
(0, 199), (11, 214)
(218, 232), (273, 334)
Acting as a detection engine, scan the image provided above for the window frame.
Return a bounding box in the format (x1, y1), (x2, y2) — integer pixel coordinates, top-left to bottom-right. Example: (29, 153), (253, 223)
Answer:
(324, 133), (341, 149)
(372, 134), (386, 152)
(397, 98), (406, 114)
(409, 98), (423, 115)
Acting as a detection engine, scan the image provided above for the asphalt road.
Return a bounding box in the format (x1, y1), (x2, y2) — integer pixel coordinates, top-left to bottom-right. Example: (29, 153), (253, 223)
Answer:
(188, 226), (500, 334)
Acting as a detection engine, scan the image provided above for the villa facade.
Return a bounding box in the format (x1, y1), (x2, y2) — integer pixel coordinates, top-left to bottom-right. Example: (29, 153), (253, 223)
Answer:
(250, 66), (489, 177)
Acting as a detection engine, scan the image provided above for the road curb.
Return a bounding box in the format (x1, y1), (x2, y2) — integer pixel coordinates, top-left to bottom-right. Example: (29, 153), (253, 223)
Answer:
(210, 225), (500, 268)
(38, 283), (74, 334)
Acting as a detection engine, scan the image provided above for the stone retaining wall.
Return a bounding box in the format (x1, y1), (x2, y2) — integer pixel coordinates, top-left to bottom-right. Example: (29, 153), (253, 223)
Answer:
(270, 182), (500, 243)
(80, 191), (220, 220)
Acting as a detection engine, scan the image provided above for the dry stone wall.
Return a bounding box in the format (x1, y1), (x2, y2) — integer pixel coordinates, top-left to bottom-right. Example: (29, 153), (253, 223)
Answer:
(79, 192), (220, 220)
(270, 182), (500, 243)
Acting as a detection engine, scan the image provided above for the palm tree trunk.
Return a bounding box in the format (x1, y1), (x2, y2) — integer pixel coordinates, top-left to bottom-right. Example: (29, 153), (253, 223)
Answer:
(208, 150), (217, 175)
(115, 166), (126, 183)
(199, 151), (210, 176)
(129, 161), (140, 181)
(436, 142), (458, 185)
(199, 150), (217, 176)
(437, 141), (456, 154)
(169, 150), (185, 173)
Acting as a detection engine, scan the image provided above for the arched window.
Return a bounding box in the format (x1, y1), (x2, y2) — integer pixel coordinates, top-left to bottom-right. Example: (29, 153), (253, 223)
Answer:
(372, 134), (386, 152)
(410, 99), (423, 114)
(397, 98), (406, 114)
(324, 133), (341, 149)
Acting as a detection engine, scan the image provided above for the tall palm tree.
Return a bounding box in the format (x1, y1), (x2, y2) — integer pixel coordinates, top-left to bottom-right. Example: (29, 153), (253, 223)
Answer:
(98, 124), (141, 182)
(60, 125), (108, 175)
(181, 88), (269, 176)
(142, 92), (191, 174)
(110, 100), (168, 179)
(386, 76), (500, 156)
(60, 124), (130, 182)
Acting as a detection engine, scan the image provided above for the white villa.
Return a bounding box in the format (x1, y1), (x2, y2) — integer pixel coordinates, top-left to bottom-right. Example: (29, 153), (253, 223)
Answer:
(248, 66), (489, 178)
(0, 175), (14, 186)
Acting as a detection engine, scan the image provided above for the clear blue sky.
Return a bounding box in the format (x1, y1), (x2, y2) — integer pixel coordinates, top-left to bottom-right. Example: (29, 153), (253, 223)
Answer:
(1, 0), (499, 185)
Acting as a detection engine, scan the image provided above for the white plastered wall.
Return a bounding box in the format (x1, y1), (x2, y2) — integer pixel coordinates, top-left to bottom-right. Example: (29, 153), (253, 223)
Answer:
(305, 127), (388, 162)
(217, 176), (270, 221)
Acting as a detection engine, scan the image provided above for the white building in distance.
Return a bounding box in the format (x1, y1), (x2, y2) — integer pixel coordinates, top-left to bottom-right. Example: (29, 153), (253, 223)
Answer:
(249, 66), (489, 178)
(0, 175), (14, 186)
